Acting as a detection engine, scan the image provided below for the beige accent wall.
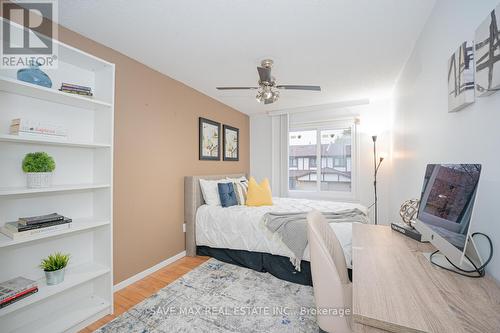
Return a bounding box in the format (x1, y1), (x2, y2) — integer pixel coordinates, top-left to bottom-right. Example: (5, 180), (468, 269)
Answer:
(54, 27), (249, 284)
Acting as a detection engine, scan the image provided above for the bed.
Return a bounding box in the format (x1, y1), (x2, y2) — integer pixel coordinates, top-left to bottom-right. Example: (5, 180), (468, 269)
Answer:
(184, 174), (367, 285)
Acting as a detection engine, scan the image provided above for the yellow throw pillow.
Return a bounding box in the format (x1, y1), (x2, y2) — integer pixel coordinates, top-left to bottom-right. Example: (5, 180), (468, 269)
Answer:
(246, 177), (273, 206)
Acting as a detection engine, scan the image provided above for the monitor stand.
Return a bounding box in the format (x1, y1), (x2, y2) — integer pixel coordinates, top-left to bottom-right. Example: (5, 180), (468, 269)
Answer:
(422, 252), (476, 272)
(415, 220), (485, 274)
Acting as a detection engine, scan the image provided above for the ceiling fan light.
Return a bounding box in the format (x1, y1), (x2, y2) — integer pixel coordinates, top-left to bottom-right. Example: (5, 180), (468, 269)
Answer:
(263, 89), (273, 100)
(256, 91), (264, 103)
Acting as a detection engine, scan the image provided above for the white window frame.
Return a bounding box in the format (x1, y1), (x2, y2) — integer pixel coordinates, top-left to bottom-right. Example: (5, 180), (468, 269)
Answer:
(287, 119), (359, 201)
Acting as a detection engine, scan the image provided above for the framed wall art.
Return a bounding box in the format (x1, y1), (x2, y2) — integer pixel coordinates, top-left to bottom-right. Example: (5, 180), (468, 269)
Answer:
(448, 41), (475, 112)
(199, 117), (220, 160)
(475, 4), (500, 96)
(223, 125), (239, 161)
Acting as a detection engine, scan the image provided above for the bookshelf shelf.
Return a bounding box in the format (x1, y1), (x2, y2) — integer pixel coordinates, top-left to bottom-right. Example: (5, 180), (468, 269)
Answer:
(0, 134), (111, 148)
(0, 218), (110, 248)
(0, 263), (110, 317)
(11, 295), (110, 333)
(0, 18), (114, 333)
(0, 183), (110, 196)
(0, 76), (112, 111)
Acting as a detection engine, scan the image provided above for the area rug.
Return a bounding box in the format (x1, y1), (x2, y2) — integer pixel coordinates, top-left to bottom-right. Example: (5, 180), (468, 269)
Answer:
(95, 258), (318, 333)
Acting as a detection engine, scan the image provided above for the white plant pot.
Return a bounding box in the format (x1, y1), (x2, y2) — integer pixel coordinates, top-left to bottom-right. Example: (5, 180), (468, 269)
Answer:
(45, 268), (65, 285)
(26, 172), (52, 188)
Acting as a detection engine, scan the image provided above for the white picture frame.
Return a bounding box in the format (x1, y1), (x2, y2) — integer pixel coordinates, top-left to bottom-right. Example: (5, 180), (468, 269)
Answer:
(448, 41), (475, 112)
(475, 5), (500, 97)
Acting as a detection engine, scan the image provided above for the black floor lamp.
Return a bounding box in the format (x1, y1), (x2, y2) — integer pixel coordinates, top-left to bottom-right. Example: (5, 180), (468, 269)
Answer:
(372, 135), (384, 225)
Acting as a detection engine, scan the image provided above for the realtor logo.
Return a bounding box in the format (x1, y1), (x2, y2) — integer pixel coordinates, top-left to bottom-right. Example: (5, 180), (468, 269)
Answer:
(1, 0), (58, 69)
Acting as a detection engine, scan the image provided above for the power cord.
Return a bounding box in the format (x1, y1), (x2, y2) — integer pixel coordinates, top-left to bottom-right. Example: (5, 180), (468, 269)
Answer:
(429, 232), (493, 278)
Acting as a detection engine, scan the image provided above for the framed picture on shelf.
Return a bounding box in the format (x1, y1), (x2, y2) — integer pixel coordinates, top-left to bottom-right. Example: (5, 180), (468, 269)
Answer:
(223, 125), (239, 161)
(199, 117), (220, 160)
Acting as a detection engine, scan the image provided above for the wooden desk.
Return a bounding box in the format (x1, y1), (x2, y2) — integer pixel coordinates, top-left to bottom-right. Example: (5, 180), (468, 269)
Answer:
(352, 224), (500, 333)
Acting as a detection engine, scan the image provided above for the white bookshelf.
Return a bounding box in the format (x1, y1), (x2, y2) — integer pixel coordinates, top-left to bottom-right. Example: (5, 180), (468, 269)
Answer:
(0, 183), (111, 196)
(10, 295), (110, 333)
(0, 19), (114, 333)
(0, 218), (110, 248)
(0, 263), (110, 317)
(0, 76), (112, 110)
(0, 134), (111, 148)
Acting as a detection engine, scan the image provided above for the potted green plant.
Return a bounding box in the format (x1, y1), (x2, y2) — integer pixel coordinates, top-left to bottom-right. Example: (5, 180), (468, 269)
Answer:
(22, 152), (56, 188)
(40, 252), (70, 285)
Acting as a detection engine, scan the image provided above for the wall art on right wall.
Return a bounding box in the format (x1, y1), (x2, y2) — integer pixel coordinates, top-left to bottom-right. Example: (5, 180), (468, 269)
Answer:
(475, 4), (500, 97)
(448, 41), (475, 112)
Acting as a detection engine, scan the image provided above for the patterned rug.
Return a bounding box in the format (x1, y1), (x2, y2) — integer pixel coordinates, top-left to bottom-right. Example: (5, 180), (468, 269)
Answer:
(95, 258), (318, 333)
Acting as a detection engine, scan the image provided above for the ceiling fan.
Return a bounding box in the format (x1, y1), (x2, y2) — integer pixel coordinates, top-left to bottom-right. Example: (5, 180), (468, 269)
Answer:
(216, 59), (321, 104)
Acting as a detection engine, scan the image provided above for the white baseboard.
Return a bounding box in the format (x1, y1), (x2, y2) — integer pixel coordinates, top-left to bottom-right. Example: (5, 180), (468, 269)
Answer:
(113, 251), (186, 292)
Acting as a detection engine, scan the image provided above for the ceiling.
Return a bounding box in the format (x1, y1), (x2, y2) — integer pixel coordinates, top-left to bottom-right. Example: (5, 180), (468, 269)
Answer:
(57, 0), (436, 115)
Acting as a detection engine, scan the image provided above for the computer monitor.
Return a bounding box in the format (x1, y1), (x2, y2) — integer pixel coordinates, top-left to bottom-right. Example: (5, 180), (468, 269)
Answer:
(414, 164), (483, 270)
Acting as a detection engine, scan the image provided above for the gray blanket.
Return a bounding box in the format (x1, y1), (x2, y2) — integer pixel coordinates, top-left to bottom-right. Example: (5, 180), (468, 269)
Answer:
(262, 208), (368, 271)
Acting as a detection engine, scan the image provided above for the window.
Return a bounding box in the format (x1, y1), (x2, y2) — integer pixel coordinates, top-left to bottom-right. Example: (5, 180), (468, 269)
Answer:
(310, 157), (317, 168)
(288, 124), (355, 196)
(320, 128), (352, 192)
(288, 129), (317, 191)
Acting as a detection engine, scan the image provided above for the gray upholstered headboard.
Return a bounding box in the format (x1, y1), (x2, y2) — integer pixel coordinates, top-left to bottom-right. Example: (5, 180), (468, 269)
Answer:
(184, 174), (246, 256)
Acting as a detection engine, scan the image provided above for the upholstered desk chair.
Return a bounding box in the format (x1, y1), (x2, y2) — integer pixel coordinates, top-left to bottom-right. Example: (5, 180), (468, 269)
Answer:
(307, 210), (352, 333)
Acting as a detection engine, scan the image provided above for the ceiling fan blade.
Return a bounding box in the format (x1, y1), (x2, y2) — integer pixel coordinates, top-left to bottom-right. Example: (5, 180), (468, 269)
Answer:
(276, 85), (321, 91)
(216, 87), (259, 90)
(257, 66), (272, 83)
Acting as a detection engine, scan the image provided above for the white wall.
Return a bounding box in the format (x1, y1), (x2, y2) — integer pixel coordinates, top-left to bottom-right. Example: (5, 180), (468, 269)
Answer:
(250, 113), (272, 183)
(392, 0), (500, 280)
(250, 100), (393, 224)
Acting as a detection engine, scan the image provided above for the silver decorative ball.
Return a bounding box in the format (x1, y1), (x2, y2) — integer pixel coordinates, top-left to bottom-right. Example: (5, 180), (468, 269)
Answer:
(399, 199), (420, 227)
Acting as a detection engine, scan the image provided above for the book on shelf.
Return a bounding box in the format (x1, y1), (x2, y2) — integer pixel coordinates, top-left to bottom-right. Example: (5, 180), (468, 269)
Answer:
(0, 287), (38, 309)
(10, 125), (68, 137)
(18, 213), (64, 226)
(59, 83), (93, 97)
(8, 131), (69, 140)
(9, 118), (68, 137)
(1, 218), (72, 240)
(59, 88), (93, 97)
(0, 277), (37, 303)
(60, 86), (92, 94)
(60, 82), (92, 92)
(5, 219), (70, 232)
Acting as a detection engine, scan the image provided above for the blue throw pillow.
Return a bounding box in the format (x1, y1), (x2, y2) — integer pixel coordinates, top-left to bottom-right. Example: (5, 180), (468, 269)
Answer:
(218, 183), (238, 207)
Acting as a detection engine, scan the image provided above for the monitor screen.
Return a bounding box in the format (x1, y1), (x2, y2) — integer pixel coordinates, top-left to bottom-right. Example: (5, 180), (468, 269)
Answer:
(417, 164), (481, 251)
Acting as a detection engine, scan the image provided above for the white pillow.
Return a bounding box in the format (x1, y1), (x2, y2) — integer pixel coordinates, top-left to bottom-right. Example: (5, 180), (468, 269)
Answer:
(225, 176), (248, 205)
(199, 179), (230, 206)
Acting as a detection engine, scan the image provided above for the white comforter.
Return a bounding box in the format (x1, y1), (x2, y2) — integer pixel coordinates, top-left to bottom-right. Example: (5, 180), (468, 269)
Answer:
(196, 197), (367, 269)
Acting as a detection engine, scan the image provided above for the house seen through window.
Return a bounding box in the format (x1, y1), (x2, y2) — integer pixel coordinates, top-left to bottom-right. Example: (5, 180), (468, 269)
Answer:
(288, 127), (353, 193)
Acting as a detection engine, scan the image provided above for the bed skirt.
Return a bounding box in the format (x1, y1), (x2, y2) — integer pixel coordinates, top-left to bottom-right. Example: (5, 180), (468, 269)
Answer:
(197, 246), (352, 286)
(196, 246), (313, 285)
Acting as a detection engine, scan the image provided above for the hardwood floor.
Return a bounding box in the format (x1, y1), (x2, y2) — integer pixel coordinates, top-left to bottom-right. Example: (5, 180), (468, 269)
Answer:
(79, 256), (210, 333)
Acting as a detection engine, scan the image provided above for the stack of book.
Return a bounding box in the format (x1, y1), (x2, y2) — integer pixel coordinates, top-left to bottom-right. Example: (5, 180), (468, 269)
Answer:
(59, 83), (93, 97)
(9, 118), (68, 139)
(1, 213), (72, 240)
(0, 277), (38, 309)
